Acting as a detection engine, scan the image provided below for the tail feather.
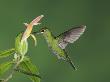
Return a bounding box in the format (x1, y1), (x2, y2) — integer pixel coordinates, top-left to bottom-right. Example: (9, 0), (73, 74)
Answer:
(65, 51), (77, 70)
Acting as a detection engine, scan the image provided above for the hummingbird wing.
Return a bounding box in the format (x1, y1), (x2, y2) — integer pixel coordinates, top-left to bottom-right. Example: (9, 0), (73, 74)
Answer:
(57, 25), (86, 49)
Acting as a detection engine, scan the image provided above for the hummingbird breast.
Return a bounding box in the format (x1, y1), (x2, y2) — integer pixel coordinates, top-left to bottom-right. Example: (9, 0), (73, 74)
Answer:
(46, 38), (65, 60)
(43, 31), (65, 60)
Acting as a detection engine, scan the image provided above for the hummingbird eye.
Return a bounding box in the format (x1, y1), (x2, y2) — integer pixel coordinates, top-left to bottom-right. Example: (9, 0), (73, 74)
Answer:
(41, 29), (45, 33)
(40, 27), (47, 33)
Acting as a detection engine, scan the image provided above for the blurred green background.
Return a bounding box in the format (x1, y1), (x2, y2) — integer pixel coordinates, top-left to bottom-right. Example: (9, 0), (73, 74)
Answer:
(0, 0), (110, 82)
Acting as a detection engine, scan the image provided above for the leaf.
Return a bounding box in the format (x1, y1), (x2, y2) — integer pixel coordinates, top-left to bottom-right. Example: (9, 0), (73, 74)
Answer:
(0, 61), (13, 75)
(19, 56), (40, 82)
(20, 40), (28, 55)
(15, 33), (22, 53)
(0, 48), (15, 59)
(15, 33), (28, 55)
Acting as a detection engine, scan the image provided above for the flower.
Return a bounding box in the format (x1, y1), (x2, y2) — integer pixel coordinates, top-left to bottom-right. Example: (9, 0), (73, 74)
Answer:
(15, 15), (44, 55)
(21, 15), (44, 42)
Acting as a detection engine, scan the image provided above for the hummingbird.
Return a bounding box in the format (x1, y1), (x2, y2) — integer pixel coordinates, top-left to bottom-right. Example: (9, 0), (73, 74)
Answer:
(39, 25), (86, 70)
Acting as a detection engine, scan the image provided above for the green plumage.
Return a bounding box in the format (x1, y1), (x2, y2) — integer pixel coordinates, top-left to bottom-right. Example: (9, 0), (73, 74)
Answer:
(41, 29), (65, 60)
(40, 26), (86, 70)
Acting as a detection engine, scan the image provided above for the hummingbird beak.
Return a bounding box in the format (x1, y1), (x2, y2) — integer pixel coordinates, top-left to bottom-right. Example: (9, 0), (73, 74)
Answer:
(32, 27), (45, 35)
(32, 31), (42, 35)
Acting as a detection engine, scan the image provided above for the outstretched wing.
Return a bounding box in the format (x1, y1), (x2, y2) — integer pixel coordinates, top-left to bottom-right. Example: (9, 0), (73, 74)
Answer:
(57, 25), (86, 49)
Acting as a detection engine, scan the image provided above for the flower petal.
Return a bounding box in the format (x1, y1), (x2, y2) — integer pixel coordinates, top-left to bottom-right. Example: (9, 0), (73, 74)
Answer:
(30, 34), (37, 46)
(21, 15), (44, 42)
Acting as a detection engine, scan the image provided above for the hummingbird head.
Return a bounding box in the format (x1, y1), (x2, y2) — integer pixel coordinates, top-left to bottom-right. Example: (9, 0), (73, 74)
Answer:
(40, 27), (52, 38)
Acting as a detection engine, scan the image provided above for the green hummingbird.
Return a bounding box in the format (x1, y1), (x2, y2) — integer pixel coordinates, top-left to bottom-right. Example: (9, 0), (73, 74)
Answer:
(39, 25), (86, 70)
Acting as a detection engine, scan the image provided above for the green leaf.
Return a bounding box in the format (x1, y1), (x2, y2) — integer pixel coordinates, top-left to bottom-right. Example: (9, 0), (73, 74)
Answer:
(0, 48), (15, 59)
(15, 33), (28, 55)
(0, 61), (13, 75)
(19, 56), (40, 82)
(20, 40), (28, 55)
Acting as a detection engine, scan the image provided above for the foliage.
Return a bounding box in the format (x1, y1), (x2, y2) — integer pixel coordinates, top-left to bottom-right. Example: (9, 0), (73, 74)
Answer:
(19, 57), (40, 82)
(0, 15), (43, 82)
(0, 48), (15, 59)
(0, 61), (13, 76)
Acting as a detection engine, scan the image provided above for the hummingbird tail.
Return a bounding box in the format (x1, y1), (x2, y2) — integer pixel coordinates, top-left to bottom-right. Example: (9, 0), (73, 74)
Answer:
(65, 53), (77, 70)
